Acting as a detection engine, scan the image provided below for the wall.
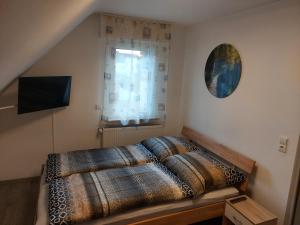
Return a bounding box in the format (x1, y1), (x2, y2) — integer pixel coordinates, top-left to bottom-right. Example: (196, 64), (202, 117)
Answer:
(181, 1), (300, 224)
(0, 14), (186, 181)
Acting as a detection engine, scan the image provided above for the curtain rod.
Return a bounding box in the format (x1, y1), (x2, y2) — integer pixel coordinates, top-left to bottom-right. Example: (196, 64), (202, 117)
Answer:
(99, 12), (173, 25)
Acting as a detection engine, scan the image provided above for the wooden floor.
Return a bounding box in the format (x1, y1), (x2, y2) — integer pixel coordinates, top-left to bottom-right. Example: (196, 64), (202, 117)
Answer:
(0, 177), (40, 225)
(0, 177), (221, 225)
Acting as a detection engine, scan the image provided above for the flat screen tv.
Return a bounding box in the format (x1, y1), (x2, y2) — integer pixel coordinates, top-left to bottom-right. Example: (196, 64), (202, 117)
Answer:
(18, 76), (72, 114)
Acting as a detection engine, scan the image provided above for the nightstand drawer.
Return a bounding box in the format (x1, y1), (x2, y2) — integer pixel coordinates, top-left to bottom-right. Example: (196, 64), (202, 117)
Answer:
(225, 204), (253, 225)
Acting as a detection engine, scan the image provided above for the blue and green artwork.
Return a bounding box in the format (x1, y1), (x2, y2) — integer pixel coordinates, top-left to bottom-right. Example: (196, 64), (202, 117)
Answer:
(205, 44), (241, 98)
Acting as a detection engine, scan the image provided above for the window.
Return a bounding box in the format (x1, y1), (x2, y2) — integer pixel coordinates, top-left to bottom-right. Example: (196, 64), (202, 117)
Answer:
(114, 48), (154, 122)
(101, 15), (171, 126)
(102, 40), (169, 126)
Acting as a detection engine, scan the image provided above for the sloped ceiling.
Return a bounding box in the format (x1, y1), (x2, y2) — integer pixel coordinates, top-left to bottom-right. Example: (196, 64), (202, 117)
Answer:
(0, 0), (96, 92)
(0, 0), (279, 93)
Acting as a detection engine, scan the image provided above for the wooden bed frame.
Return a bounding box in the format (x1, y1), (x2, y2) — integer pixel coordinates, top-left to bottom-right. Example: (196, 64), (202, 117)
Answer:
(36, 126), (255, 225)
(133, 126), (256, 225)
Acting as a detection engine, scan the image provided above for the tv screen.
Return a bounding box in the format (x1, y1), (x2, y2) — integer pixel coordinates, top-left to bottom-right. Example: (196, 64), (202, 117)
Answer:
(18, 76), (72, 114)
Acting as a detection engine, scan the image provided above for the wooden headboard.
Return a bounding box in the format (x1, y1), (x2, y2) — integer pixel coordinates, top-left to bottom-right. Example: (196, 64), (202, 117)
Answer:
(182, 126), (256, 192)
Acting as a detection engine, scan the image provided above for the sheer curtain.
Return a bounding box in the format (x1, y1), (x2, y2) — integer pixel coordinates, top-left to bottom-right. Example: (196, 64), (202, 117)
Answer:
(101, 15), (171, 125)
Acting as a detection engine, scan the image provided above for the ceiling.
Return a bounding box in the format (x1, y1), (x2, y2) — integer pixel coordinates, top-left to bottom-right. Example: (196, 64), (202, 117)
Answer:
(0, 0), (281, 93)
(95, 0), (280, 25)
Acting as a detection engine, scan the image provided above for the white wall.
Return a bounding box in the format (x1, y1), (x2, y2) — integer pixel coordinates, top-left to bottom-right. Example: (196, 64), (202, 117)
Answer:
(0, 14), (186, 181)
(181, 1), (300, 224)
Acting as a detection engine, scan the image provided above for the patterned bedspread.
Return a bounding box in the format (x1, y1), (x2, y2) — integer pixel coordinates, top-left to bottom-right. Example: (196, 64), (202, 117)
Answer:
(48, 163), (193, 225)
(46, 144), (156, 182)
(163, 150), (245, 197)
(141, 136), (196, 161)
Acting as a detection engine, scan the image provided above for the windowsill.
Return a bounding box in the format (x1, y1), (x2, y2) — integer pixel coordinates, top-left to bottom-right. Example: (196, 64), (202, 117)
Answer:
(99, 124), (164, 132)
(100, 118), (165, 128)
(100, 118), (164, 129)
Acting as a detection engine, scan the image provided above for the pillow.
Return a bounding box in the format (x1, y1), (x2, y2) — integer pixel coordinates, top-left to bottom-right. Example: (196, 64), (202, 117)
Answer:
(141, 136), (194, 161)
(46, 144), (157, 182)
(163, 150), (245, 197)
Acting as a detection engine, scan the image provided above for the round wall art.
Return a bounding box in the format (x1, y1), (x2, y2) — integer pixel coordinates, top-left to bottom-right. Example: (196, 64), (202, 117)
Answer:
(205, 43), (242, 98)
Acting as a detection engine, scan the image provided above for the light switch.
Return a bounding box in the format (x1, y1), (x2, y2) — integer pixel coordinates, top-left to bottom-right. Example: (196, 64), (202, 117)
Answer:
(278, 136), (288, 153)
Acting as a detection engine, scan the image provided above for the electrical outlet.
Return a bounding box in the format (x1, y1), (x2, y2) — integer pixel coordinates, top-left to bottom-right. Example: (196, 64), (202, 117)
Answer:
(278, 136), (288, 153)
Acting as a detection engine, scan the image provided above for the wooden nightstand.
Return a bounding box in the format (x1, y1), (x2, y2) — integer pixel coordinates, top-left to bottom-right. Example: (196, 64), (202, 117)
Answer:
(222, 195), (277, 225)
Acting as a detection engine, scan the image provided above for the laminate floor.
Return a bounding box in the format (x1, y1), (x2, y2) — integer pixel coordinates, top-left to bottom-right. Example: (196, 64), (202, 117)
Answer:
(0, 177), (40, 225)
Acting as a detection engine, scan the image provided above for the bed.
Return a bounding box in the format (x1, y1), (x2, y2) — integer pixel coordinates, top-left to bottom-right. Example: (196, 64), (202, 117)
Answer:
(35, 126), (256, 225)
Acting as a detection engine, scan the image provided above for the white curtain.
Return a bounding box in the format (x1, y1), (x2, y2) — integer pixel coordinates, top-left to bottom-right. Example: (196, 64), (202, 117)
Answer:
(101, 15), (171, 125)
(102, 38), (169, 125)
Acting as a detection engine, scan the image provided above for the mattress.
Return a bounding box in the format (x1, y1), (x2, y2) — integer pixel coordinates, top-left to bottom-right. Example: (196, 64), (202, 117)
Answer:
(36, 168), (239, 225)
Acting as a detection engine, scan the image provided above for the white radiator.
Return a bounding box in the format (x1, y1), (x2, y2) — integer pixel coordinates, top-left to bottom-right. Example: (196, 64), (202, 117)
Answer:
(100, 125), (164, 147)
